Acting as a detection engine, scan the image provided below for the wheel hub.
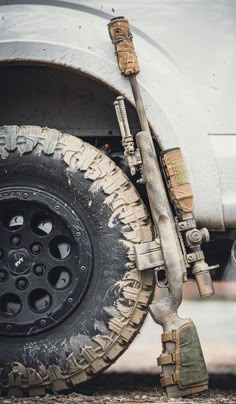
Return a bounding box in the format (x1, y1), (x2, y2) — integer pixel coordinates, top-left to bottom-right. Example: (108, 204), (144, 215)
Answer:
(8, 249), (32, 275)
(0, 187), (93, 337)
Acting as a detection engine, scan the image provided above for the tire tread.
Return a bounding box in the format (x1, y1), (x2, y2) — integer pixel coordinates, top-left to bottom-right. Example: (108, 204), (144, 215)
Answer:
(0, 126), (154, 396)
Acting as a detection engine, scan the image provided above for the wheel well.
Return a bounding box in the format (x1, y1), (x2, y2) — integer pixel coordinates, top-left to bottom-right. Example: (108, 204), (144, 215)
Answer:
(0, 63), (139, 153)
(0, 64), (233, 282)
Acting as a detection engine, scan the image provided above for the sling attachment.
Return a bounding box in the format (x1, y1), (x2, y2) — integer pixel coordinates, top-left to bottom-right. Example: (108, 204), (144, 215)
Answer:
(157, 351), (179, 366)
(160, 371), (179, 387)
(161, 329), (177, 343)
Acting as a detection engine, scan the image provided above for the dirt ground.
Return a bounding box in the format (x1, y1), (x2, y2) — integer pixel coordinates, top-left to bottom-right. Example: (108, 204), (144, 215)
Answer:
(0, 374), (236, 404)
(0, 387), (235, 404)
(0, 391), (235, 404)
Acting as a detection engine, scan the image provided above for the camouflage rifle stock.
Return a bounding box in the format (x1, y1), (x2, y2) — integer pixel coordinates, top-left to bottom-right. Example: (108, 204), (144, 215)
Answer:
(108, 16), (216, 398)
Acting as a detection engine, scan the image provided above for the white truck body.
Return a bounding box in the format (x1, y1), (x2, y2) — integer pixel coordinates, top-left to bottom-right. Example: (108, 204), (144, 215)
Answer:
(0, 0), (235, 231)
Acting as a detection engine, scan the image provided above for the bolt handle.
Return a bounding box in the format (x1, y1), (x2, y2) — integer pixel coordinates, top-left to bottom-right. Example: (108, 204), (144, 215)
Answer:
(108, 17), (140, 76)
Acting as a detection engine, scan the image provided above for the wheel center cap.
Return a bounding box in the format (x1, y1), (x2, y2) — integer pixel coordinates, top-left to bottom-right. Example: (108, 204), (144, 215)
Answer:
(8, 249), (31, 275)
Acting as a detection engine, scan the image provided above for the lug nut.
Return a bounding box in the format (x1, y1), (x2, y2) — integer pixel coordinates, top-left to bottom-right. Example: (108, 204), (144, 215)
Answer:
(33, 264), (45, 276)
(40, 319), (46, 325)
(31, 243), (42, 255)
(11, 236), (21, 247)
(0, 270), (7, 282)
(16, 278), (28, 290)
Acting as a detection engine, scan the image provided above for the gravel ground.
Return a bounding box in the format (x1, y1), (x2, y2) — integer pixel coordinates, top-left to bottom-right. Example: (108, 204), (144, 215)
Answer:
(0, 374), (235, 404)
(0, 389), (236, 404)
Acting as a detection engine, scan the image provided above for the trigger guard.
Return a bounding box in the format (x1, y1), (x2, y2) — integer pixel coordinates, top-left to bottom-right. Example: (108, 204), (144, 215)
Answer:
(155, 269), (169, 288)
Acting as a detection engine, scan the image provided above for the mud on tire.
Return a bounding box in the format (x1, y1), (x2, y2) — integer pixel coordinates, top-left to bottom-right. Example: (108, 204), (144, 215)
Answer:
(0, 126), (154, 396)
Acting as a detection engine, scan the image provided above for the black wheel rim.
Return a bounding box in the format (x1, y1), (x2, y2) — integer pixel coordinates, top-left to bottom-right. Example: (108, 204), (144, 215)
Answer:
(0, 187), (93, 337)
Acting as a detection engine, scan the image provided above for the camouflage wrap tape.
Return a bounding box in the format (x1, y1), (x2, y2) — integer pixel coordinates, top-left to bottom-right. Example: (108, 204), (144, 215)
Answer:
(178, 322), (208, 388)
(159, 321), (208, 396)
(108, 17), (140, 76)
(161, 148), (193, 214)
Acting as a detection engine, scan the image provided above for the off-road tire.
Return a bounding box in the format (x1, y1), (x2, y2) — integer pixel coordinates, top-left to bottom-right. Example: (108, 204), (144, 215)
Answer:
(0, 126), (154, 396)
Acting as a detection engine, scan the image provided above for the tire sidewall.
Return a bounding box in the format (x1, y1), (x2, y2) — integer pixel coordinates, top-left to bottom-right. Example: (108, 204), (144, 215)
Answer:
(0, 146), (128, 366)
